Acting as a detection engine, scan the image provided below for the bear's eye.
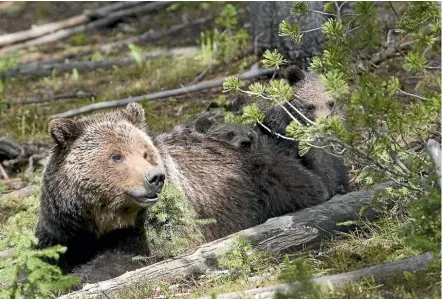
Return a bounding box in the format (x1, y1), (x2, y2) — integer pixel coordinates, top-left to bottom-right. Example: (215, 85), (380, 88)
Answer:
(143, 152), (148, 160)
(247, 133), (254, 140)
(327, 100), (335, 109)
(112, 154), (124, 163)
(226, 131), (235, 139)
(306, 104), (316, 111)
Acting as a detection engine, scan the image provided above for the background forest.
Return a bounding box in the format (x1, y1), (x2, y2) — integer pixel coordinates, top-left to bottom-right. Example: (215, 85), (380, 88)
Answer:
(0, 1), (440, 299)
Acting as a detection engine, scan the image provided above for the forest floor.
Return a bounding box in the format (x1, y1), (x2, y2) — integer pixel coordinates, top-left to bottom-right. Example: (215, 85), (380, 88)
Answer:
(0, 2), (440, 299)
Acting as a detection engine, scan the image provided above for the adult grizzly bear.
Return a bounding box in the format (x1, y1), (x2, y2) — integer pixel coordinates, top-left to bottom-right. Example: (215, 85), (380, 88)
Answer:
(36, 103), (165, 278)
(37, 102), (329, 280)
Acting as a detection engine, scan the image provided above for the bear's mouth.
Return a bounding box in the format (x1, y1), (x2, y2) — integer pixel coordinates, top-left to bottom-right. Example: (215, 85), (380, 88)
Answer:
(130, 194), (159, 205)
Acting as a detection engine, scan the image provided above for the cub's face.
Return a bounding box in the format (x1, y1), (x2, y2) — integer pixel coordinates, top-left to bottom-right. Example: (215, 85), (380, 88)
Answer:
(48, 103), (165, 232)
(205, 124), (258, 151)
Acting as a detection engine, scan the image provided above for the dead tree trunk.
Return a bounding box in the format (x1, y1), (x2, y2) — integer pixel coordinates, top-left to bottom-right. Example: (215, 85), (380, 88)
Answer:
(58, 182), (390, 299)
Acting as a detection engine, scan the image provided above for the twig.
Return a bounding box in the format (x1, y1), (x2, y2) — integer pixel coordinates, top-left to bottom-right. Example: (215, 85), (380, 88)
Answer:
(0, 164), (9, 180)
(388, 151), (410, 174)
(51, 68), (277, 118)
(398, 89), (429, 101)
(388, 2), (400, 20)
(2, 47), (198, 79)
(256, 121), (296, 141)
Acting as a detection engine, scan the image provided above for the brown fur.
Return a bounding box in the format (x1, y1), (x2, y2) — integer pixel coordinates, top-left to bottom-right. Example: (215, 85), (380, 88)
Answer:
(36, 103), (165, 282)
(203, 123), (260, 152)
(154, 109), (330, 241)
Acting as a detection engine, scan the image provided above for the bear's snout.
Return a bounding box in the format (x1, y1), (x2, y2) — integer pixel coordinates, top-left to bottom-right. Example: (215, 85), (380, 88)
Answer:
(144, 168), (165, 193)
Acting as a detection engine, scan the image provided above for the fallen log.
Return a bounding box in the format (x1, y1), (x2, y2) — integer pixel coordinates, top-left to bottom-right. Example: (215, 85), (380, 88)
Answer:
(0, 1), (173, 55)
(0, 138), (49, 174)
(51, 67), (277, 119)
(12, 14), (217, 67)
(3, 46), (197, 78)
(6, 91), (95, 106)
(58, 183), (389, 298)
(198, 252), (434, 299)
(0, 1), (144, 47)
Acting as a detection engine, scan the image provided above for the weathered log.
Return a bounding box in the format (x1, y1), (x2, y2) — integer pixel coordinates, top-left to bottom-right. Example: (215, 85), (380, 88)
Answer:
(0, 1), (174, 55)
(198, 252), (434, 299)
(3, 46), (197, 79)
(0, 2), (144, 47)
(51, 67), (278, 119)
(0, 186), (36, 222)
(58, 183), (389, 298)
(6, 91), (95, 106)
(0, 138), (25, 159)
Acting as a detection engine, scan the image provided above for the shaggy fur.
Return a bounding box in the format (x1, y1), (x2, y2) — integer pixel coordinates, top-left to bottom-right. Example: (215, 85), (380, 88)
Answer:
(155, 124), (329, 241)
(36, 103), (165, 281)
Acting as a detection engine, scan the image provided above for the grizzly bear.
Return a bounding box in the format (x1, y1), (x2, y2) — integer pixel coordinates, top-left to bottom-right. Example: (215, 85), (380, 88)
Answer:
(37, 102), (330, 284)
(36, 103), (165, 281)
(254, 65), (350, 196)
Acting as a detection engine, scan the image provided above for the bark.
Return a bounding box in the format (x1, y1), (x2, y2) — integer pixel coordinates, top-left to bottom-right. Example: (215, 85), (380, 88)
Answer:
(198, 252), (434, 299)
(50, 67), (278, 119)
(249, 1), (329, 70)
(2, 46), (198, 79)
(0, 1), (174, 55)
(58, 183), (390, 298)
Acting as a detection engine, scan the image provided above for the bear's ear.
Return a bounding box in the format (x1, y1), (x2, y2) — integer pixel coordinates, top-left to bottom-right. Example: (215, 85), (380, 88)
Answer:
(49, 118), (82, 148)
(286, 65), (305, 85)
(124, 102), (146, 126)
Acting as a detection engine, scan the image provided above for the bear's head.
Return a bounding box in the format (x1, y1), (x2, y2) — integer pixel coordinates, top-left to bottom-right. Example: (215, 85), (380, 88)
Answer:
(286, 65), (335, 123)
(204, 123), (258, 151)
(46, 102), (165, 234)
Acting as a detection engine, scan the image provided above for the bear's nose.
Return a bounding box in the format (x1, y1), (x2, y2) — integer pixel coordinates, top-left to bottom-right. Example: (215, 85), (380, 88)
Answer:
(145, 169), (165, 191)
(240, 140), (252, 149)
